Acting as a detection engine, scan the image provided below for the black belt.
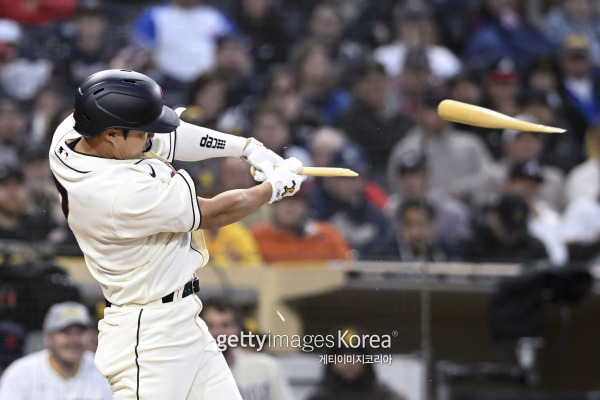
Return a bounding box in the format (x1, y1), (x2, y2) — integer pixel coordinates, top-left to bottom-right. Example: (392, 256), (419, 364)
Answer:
(105, 277), (200, 307)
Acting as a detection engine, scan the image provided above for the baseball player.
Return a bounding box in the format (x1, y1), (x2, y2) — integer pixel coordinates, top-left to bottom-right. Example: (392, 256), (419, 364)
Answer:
(48, 69), (305, 399)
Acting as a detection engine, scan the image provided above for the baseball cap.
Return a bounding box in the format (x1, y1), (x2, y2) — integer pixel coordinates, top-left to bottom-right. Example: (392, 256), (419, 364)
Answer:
(502, 114), (541, 146)
(43, 302), (92, 334)
(509, 160), (544, 183)
(0, 321), (25, 365)
(397, 151), (426, 175)
(561, 34), (589, 57)
(0, 164), (24, 184)
(496, 193), (529, 233)
(331, 142), (369, 175)
(487, 57), (519, 83)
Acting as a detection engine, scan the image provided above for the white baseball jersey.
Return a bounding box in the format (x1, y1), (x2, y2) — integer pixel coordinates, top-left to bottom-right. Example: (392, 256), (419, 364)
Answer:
(49, 114), (207, 305)
(0, 349), (113, 400)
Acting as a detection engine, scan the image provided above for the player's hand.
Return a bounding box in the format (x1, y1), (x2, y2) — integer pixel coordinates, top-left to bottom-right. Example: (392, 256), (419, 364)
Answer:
(241, 138), (284, 182)
(261, 160), (306, 204)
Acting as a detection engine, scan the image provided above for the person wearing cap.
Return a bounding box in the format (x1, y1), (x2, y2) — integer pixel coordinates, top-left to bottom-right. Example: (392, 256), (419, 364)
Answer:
(460, 193), (548, 264)
(504, 160), (568, 267)
(0, 301), (112, 399)
(308, 142), (397, 260)
(557, 33), (600, 146)
(251, 187), (352, 264)
(471, 113), (565, 212)
(387, 85), (493, 204)
(388, 151), (470, 258)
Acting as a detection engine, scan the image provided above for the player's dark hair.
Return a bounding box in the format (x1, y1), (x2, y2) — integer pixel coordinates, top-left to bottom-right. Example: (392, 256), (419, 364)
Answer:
(121, 128), (129, 140)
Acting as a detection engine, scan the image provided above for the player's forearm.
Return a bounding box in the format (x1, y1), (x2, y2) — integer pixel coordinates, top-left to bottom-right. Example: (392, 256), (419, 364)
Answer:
(198, 183), (272, 229)
(174, 120), (248, 161)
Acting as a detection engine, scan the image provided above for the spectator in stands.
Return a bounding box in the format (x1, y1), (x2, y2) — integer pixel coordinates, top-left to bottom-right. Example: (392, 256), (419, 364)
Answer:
(543, 0), (600, 67)
(373, 3), (462, 83)
(308, 126), (348, 169)
(564, 121), (600, 203)
(336, 59), (413, 186)
(0, 321), (25, 381)
(395, 46), (434, 122)
(461, 193), (548, 264)
(249, 104), (312, 167)
(56, 1), (116, 90)
(0, 164), (57, 243)
(200, 296), (294, 400)
(562, 178), (600, 266)
(472, 116), (566, 212)
(292, 42), (351, 125)
(0, 0), (76, 25)
(384, 200), (450, 262)
(309, 142), (396, 260)
(0, 96), (27, 165)
(232, 0), (290, 75)
(0, 301), (112, 399)
(257, 64), (322, 146)
(293, 2), (368, 89)
(556, 33), (600, 157)
(251, 188), (351, 264)
(181, 72), (229, 131)
(130, 0), (237, 105)
(504, 160), (568, 267)
(308, 326), (406, 400)
(462, 0), (555, 73)
(387, 87), (493, 204)
(389, 151), (470, 257)
(213, 34), (257, 109)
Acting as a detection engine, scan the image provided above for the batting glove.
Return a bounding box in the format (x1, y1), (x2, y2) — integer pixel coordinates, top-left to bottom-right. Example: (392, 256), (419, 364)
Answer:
(261, 161), (306, 203)
(241, 138), (284, 182)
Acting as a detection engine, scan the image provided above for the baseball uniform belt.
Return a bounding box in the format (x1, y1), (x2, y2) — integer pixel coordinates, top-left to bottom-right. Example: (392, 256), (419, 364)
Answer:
(105, 277), (200, 307)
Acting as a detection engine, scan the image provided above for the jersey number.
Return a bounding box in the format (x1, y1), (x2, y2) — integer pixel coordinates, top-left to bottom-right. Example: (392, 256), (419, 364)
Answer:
(52, 174), (69, 219)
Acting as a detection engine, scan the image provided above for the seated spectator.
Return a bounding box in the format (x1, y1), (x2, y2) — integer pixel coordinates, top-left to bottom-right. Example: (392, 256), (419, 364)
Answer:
(309, 143), (396, 260)
(472, 116), (566, 212)
(543, 0), (600, 67)
(292, 42), (351, 124)
(251, 189), (351, 265)
(336, 60), (413, 186)
(0, 164), (57, 242)
(562, 168), (600, 265)
(181, 72), (229, 130)
(389, 151), (470, 255)
(130, 0), (237, 105)
(556, 34), (600, 156)
(461, 193), (548, 264)
(308, 326), (406, 400)
(0, 321), (25, 380)
(373, 3), (462, 82)
(504, 160), (568, 267)
(231, 0), (290, 76)
(0, 302), (112, 399)
(200, 296), (294, 400)
(385, 200), (450, 262)
(307, 126), (348, 168)
(0, 96), (27, 166)
(387, 88), (493, 203)
(565, 121), (600, 203)
(462, 0), (554, 73)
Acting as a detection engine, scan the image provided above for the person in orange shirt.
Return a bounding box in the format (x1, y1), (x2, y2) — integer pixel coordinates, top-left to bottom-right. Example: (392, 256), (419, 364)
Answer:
(251, 190), (352, 265)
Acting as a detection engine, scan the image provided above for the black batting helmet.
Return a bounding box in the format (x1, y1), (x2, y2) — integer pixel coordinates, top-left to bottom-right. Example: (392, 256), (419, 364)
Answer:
(73, 69), (180, 138)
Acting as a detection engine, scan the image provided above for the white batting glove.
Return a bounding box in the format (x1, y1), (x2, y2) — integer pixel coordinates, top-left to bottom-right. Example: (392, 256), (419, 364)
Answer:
(241, 138), (284, 182)
(261, 161), (306, 203)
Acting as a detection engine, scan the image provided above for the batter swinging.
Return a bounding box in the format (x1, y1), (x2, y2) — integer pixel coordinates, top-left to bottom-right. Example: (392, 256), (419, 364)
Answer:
(49, 69), (304, 399)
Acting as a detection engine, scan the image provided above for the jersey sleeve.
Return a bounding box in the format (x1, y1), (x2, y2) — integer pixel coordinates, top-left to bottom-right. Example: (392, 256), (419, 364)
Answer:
(111, 169), (201, 238)
(143, 130), (176, 162)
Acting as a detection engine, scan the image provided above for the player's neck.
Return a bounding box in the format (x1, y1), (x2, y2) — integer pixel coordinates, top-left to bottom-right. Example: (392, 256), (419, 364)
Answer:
(74, 137), (112, 158)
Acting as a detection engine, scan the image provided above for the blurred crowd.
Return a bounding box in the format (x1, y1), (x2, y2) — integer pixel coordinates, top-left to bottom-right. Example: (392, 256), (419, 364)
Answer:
(3, 0), (600, 270)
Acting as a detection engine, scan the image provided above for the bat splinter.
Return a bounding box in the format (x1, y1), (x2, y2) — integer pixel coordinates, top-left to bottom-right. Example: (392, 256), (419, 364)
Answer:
(437, 99), (566, 133)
